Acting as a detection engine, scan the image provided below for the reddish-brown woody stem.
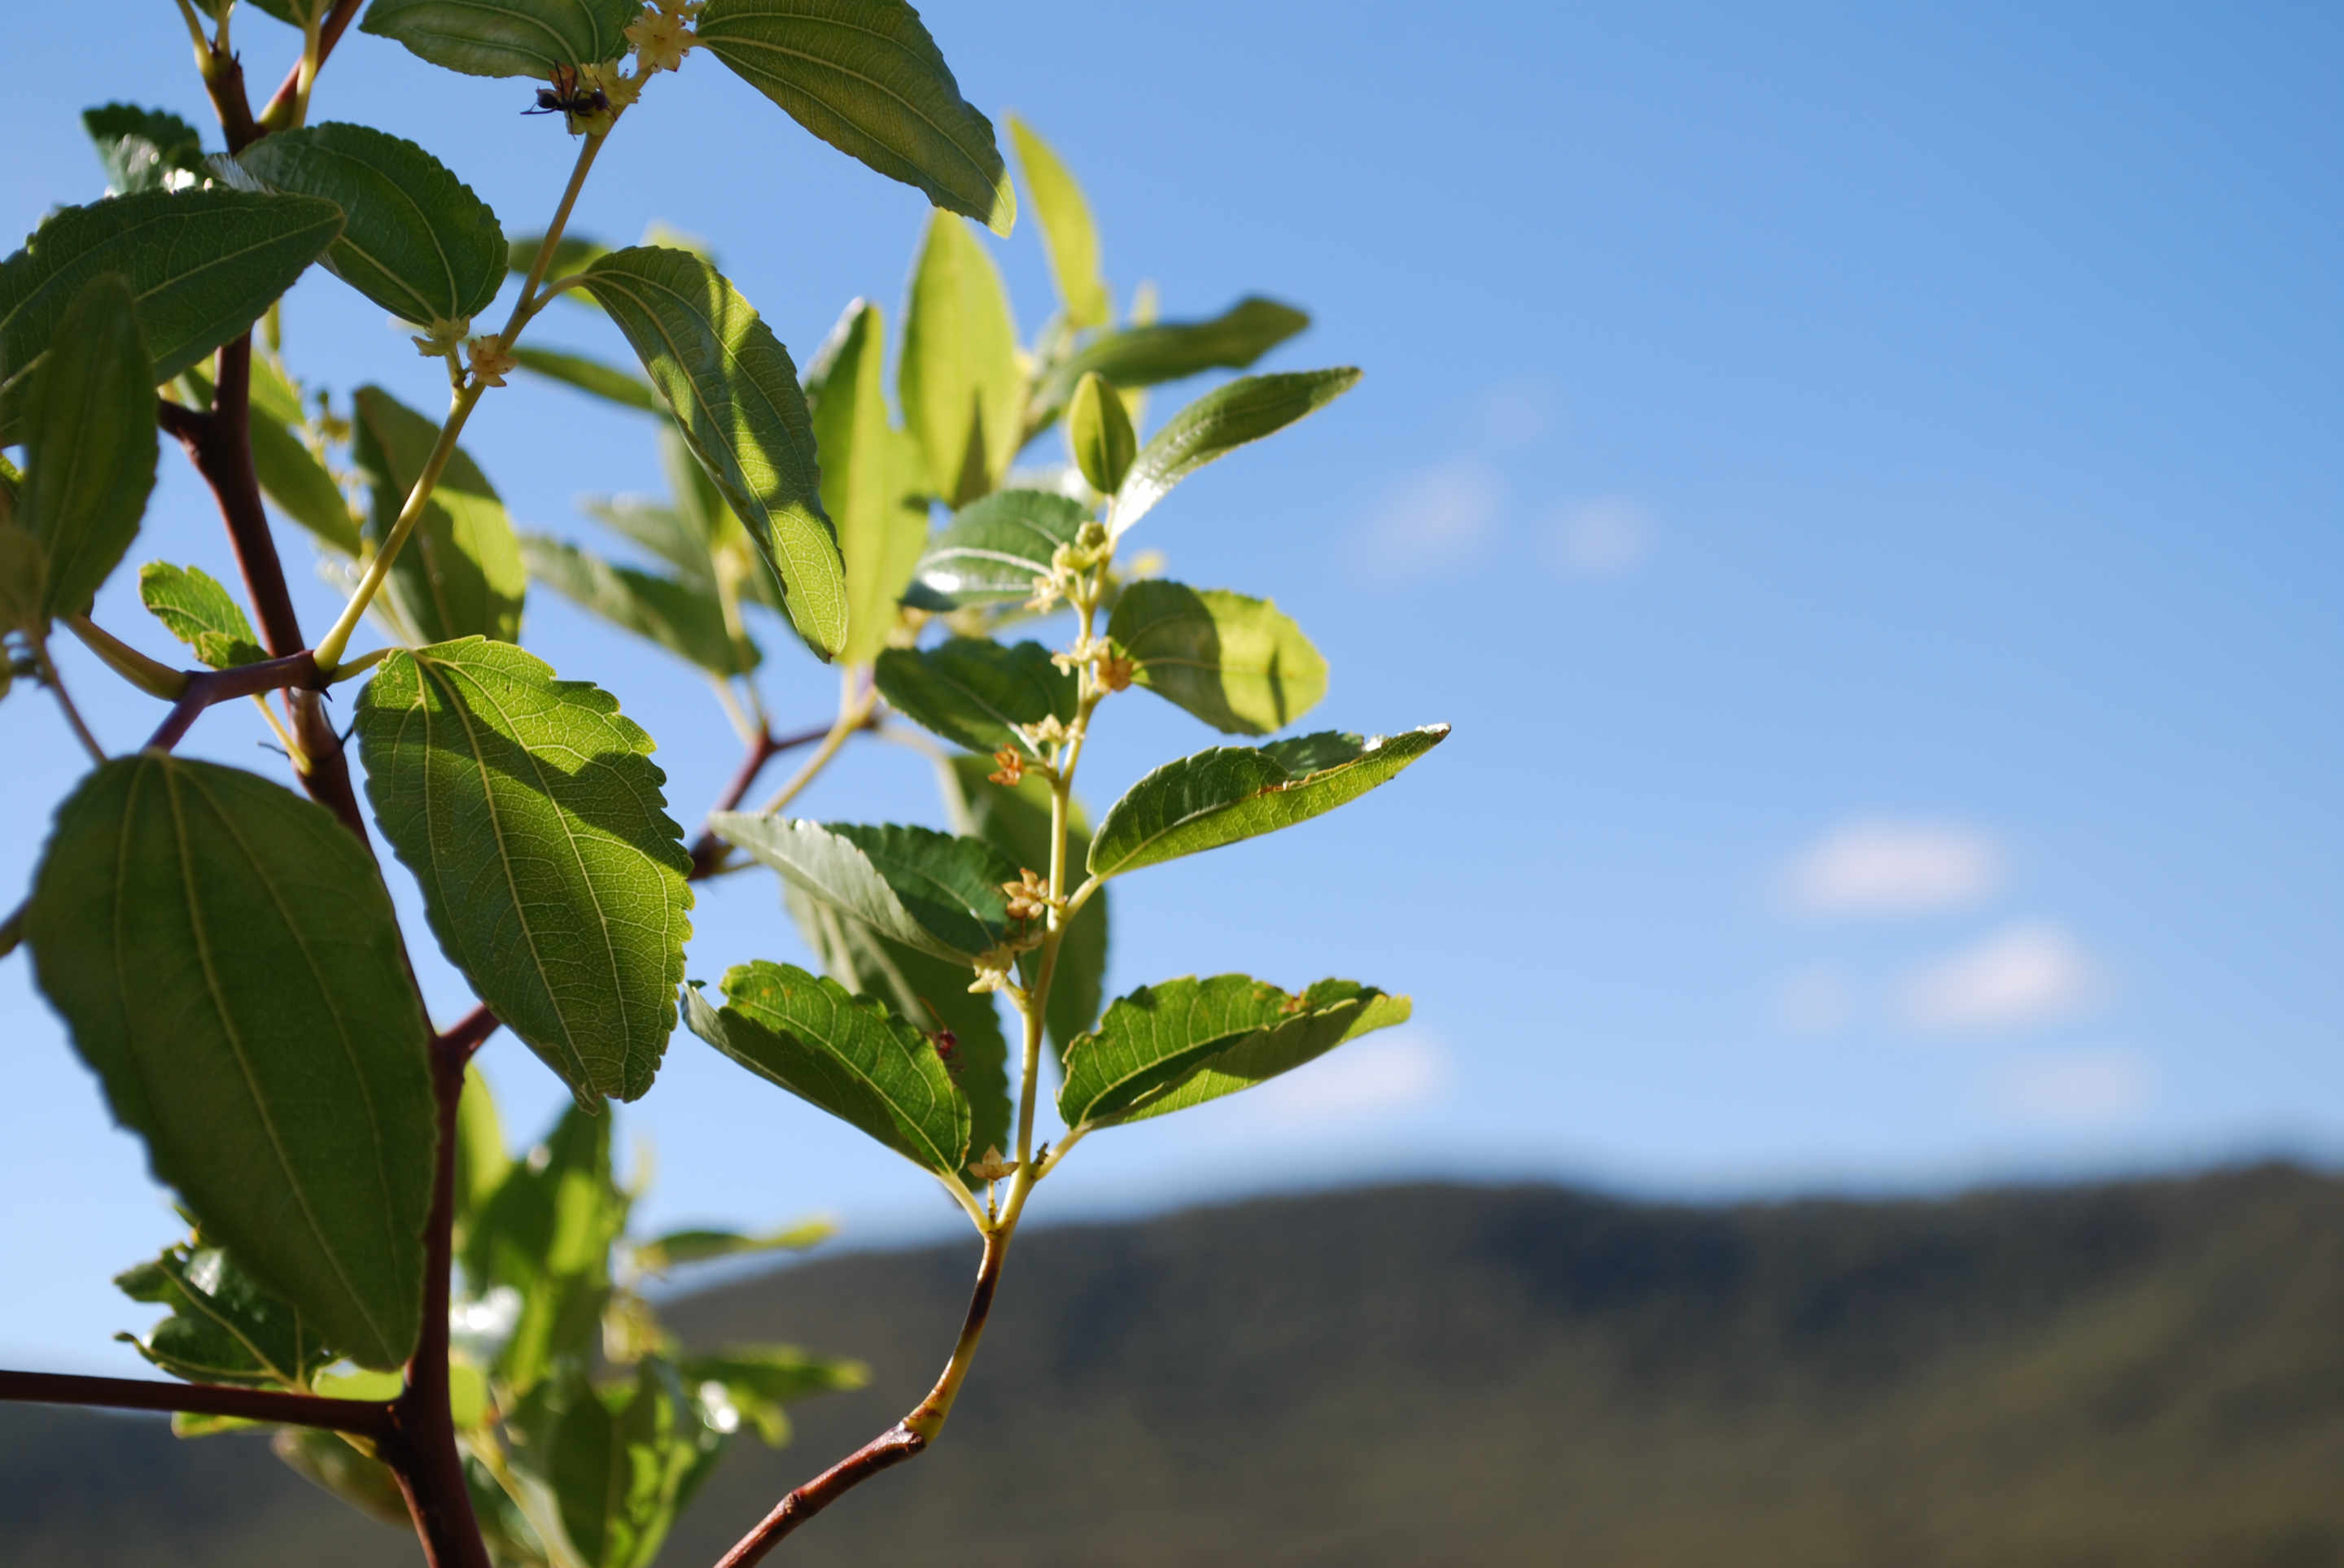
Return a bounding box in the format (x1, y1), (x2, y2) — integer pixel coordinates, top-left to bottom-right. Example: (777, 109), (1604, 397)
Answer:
(142, 651), (326, 753)
(684, 718), (863, 879)
(0, 1370), (393, 1438)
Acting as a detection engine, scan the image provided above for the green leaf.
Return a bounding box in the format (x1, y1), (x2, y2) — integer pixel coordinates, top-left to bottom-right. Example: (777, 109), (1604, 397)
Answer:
(1030, 297), (1311, 426)
(1007, 116), (1108, 329)
(82, 104), (207, 195)
(509, 229), (610, 290)
(513, 345), (662, 413)
(697, 0), (1015, 234)
(1059, 975), (1410, 1130)
(15, 276), (157, 618)
(900, 212), (1021, 504)
(684, 963), (970, 1180)
(356, 640), (693, 1105)
(578, 246), (846, 658)
(1107, 580), (1327, 736)
(465, 1102), (631, 1392)
(1066, 370), (1135, 495)
(710, 816), (1020, 964)
(519, 1360), (719, 1568)
(903, 487), (1088, 609)
(453, 1062), (510, 1238)
(522, 533), (754, 676)
(949, 757), (1109, 1055)
(1109, 367), (1360, 539)
(633, 1221), (834, 1275)
(679, 1347), (868, 1447)
(352, 383), (527, 644)
(225, 124), (505, 331)
(580, 495), (713, 585)
(0, 189), (342, 388)
(115, 1238), (337, 1389)
(251, 415), (361, 554)
(138, 561), (266, 669)
(24, 756), (435, 1369)
(873, 638), (1074, 758)
(0, 521), (45, 636)
(313, 1361), (488, 1428)
(1090, 725), (1448, 878)
(361, 0), (643, 77)
(272, 1427), (412, 1526)
(804, 299), (928, 664)
(783, 882), (1011, 1174)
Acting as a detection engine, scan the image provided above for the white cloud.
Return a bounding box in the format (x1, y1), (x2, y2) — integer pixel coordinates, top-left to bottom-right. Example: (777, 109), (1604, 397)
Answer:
(1549, 497), (1650, 579)
(1988, 1048), (2156, 1126)
(1235, 1032), (1451, 1125)
(1353, 460), (1506, 580)
(1782, 820), (2005, 915)
(1775, 966), (1856, 1034)
(1900, 922), (2101, 1033)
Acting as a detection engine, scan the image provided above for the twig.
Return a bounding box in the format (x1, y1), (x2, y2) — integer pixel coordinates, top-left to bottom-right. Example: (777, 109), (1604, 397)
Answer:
(684, 718), (851, 880)
(258, 0), (365, 133)
(34, 640), (106, 764)
(0, 1369), (392, 1439)
(142, 652), (326, 753)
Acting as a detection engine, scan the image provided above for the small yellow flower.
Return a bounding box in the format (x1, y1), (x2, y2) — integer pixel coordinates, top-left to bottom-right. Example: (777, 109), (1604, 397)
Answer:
(626, 4), (696, 73)
(1015, 714), (1069, 753)
(466, 334), (519, 387)
(410, 317), (467, 359)
(987, 745), (1024, 787)
(967, 1146), (1019, 1184)
(1023, 573), (1065, 614)
(1001, 867), (1051, 924)
(1096, 653), (1135, 693)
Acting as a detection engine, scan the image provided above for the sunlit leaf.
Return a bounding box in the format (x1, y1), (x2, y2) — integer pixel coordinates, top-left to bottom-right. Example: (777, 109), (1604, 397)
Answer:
(698, 0), (1015, 234)
(1066, 370), (1135, 494)
(1090, 725), (1448, 878)
(352, 384), (526, 643)
(509, 1359), (719, 1568)
(356, 638), (695, 1106)
(361, 0), (643, 77)
(900, 211), (1021, 503)
(903, 487), (1088, 609)
(15, 276), (157, 617)
(0, 188), (341, 387)
(711, 815), (1021, 963)
(873, 638), (1074, 758)
(1059, 974), (1410, 1129)
(1107, 580), (1327, 736)
(453, 1061), (510, 1239)
(26, 756), (434, 1369)
(1029, 297), (1310, 426)
(139, 561), (265, 669)
(464, 1102), (631, 1393)
(684, 963), (969, 1179)
(513, 345), (661, 413)
(579, 246), (846, 657)
(1007, 116), (1108, 329)
(225, 123), (505, 330)
(1109, 367), (1359, 539)
(804, 299), (927, 664)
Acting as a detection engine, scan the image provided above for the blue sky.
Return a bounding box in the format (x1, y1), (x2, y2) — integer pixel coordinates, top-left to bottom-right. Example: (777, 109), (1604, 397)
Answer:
(4, 2), (2340, 1374)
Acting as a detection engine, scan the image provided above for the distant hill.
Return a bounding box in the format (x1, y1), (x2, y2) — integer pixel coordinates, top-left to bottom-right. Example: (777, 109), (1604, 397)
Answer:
(9, 1165), (2344, 1566)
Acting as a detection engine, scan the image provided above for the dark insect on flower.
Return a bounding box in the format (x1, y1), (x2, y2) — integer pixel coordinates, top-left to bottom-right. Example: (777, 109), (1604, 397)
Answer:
(916, 996), (959, 1070)
(525, 64), (609, 119)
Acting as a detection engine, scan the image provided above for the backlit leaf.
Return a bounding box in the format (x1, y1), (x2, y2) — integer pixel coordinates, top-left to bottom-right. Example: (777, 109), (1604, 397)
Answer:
(684, 963), (969, 1179)
(1059, 974), (1410, 1129)
(521, 533), (753, 676)
(803, 299), (927, 664)
(82, 104), (207, 194)
(465, 1102), (631, 1392)
(899, 211), (1021, 503)
(1109, 367), (1360, 539)
(356, 638), (695, 1106)
(15, 276), (157, 616)
(1107, 580), (1327, 736)
(115, 1237), (336, 1389)
(873, 637), (1074, 758)
(352, 383), (526, 643)
(579, 494), (713, 585)
(226, 123), (505, 330)
(25, 756), (434, 1369)
(361, 0), (643, 78)
(903, 487), (1088, 609)
(1066, 370), (1135, 494)
(710, 815), (1019, 963)
(1090, 725), (1448, 878)
(632, 1221), (834, 1275)
(579, 247), (845, 657)
(1007, 116), (1107, 328)
(0, 188), (341, 387)
(1029, 297), (1310, 427)
(680, 1345), (867, 1447)
(697, 0), (1015, 234)
(139, 561), (266, 669)
(251, 416), (361, 555)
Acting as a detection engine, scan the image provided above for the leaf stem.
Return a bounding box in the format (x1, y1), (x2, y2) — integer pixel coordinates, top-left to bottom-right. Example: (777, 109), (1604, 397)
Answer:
(35, 639), (106, 764)
(65, 614), (189, 699)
